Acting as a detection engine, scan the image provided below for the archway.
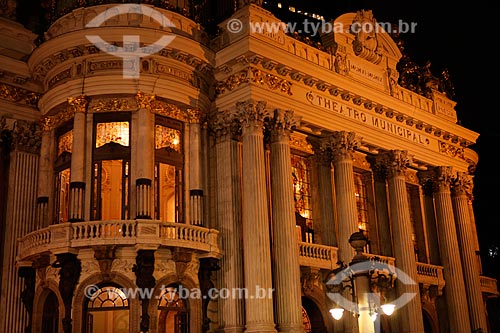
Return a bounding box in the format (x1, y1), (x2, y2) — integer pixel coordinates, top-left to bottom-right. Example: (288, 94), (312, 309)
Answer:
(83, 285), (130, 333)
(42, 291), (59, 333)
(302, 296), (327, 333)
(423, 310), (434, 333)
(157, 286), (189, 333)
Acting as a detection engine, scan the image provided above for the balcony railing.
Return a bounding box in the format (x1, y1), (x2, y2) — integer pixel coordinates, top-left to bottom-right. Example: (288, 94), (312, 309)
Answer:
(17, 219), (220, 261)
(480, 276), (499, 296)
(416, 262), (445, 290)
(298, 242), (338, 270)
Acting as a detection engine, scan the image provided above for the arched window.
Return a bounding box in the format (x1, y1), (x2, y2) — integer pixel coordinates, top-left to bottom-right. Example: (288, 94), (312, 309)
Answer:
(157, 286), (189, 333)
(84, 285), (129, 333)
(42, 291), (59, 333)
(302, 306), (312, 333)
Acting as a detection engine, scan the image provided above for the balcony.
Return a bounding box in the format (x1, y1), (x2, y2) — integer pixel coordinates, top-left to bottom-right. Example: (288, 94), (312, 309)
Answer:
(17, 220), (221, 261)
(416, 262), (445, 291)
(480, 276), (499, 297)
(299, 242), (338, 270)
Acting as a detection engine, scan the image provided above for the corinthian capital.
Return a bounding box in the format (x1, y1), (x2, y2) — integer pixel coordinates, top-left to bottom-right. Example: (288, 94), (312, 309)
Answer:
(432, 166), (454, 193)
(236, 100), (269, 133)
(208, 110), (238, 140)
(451, 171), (473, 198)
(324, 131), (360, 162)
(67, 95), (88, 114)
(380, 150), (412, 178)
(269, 109), (300, 142)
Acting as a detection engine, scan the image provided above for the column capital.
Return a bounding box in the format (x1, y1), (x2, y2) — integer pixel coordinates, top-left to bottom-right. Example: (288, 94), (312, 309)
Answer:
(135, 91), (156, 110)
(451, 171), (473, 198)
(268, 109), (300, 143)
(321, 131), (360, 162)
(11, 120), (42, 154)
(236, 100), (269, 134)
(379, 150), (412, 178)
(67, 95), (89, 114)
(208, 110), (239, 140)
(432, 166), (454, 193)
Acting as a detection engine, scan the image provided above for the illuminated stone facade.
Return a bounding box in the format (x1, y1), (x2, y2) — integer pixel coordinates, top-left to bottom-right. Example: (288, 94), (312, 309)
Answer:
(0, 1), (498, 333)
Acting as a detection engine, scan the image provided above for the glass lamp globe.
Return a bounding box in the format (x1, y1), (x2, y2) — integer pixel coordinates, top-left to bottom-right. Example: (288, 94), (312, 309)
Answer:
(381, 303), (396, 316)
(329, 308), (344, 320)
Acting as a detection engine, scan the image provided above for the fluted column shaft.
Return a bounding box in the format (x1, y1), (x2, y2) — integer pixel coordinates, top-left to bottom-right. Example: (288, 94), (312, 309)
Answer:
(189, 116), (204, 225)
(329, 132), (359, 263)
(310, 138), (337, 247)
(269, 110), (303, 333)
(68, 96), (88, 221)
(432, 166), (471, 333)
(381, 150), (424, 333)
(213, 111), (244, 333)
(238, 101), (276, 333)
(451, 173), (488, 332)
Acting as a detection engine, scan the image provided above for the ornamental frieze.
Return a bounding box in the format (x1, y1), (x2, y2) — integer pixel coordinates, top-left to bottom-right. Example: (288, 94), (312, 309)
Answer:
(216, 67), (293, 96)
(439, 141), (465, 159)
(0, 83), (40, 108)
(89, 97), (136, 113)
(32, 45), (211, 83)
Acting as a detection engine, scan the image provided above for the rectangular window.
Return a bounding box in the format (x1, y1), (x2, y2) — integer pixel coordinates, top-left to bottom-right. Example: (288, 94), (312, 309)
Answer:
(155, 162), (182, 222)
(95, 122), (130, 148)
(155, 125), (182, 152)
(57, 130), (73, 156)
(354, 171), (371, 253)
(54, 168), (70, 223)
(291, 154), (313, 242)
(92, 160), (130, 220)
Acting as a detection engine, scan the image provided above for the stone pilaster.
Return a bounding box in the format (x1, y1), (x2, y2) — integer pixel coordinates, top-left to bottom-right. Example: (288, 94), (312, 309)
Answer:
(36, 128), (54, 227)
(431, 166), (471, 333)
(236, 100), (276, 333)
(68, 95), (88, 222)
(309, 137), (337, 247)
(188, 109), (204, 225)
(0, 120), (40, 333)
(211, 110), (244, 333)
(269, 109), (303, 333)
(380, 150), (424, 333)
(451, 172), (488, 332)
(134, 92), (155, 219)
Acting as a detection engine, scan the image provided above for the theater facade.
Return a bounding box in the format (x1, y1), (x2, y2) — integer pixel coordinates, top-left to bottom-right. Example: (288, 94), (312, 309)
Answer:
(0, 1), (498, 332)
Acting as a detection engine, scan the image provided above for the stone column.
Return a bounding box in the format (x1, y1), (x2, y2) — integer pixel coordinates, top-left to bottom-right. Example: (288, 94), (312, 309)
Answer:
(467, 194), (483, 274)
(36, 127), (54, 227)
(68, 96), (88, 222)
(309, 138), (337, 247)
(269, 109), (303, 333)
(323, 131), (360, 333)
(237, 100), (276, 333)
(380, 150), (424, 333)
(134, 92), (155, 219)
(451, 172), (488, 332)
(326, 131), (360, 263)
(431, 166), (471, 333)
(188, 109), (205, 225)
(0, 120), (40, 333)
(211, 110), (245, 333)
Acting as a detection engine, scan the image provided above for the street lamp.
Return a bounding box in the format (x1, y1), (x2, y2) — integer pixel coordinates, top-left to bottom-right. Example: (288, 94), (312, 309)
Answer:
(324, 231), (396, 332)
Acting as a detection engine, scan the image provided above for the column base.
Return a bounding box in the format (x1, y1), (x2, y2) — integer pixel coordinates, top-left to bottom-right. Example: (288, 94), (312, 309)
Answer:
(245, 323), (277, 333)
(276, 324), (305, 333)
(216, 327), (245, 333)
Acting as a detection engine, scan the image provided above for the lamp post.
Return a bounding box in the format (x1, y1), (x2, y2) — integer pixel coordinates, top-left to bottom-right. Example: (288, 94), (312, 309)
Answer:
(324, 231), (396, 333)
